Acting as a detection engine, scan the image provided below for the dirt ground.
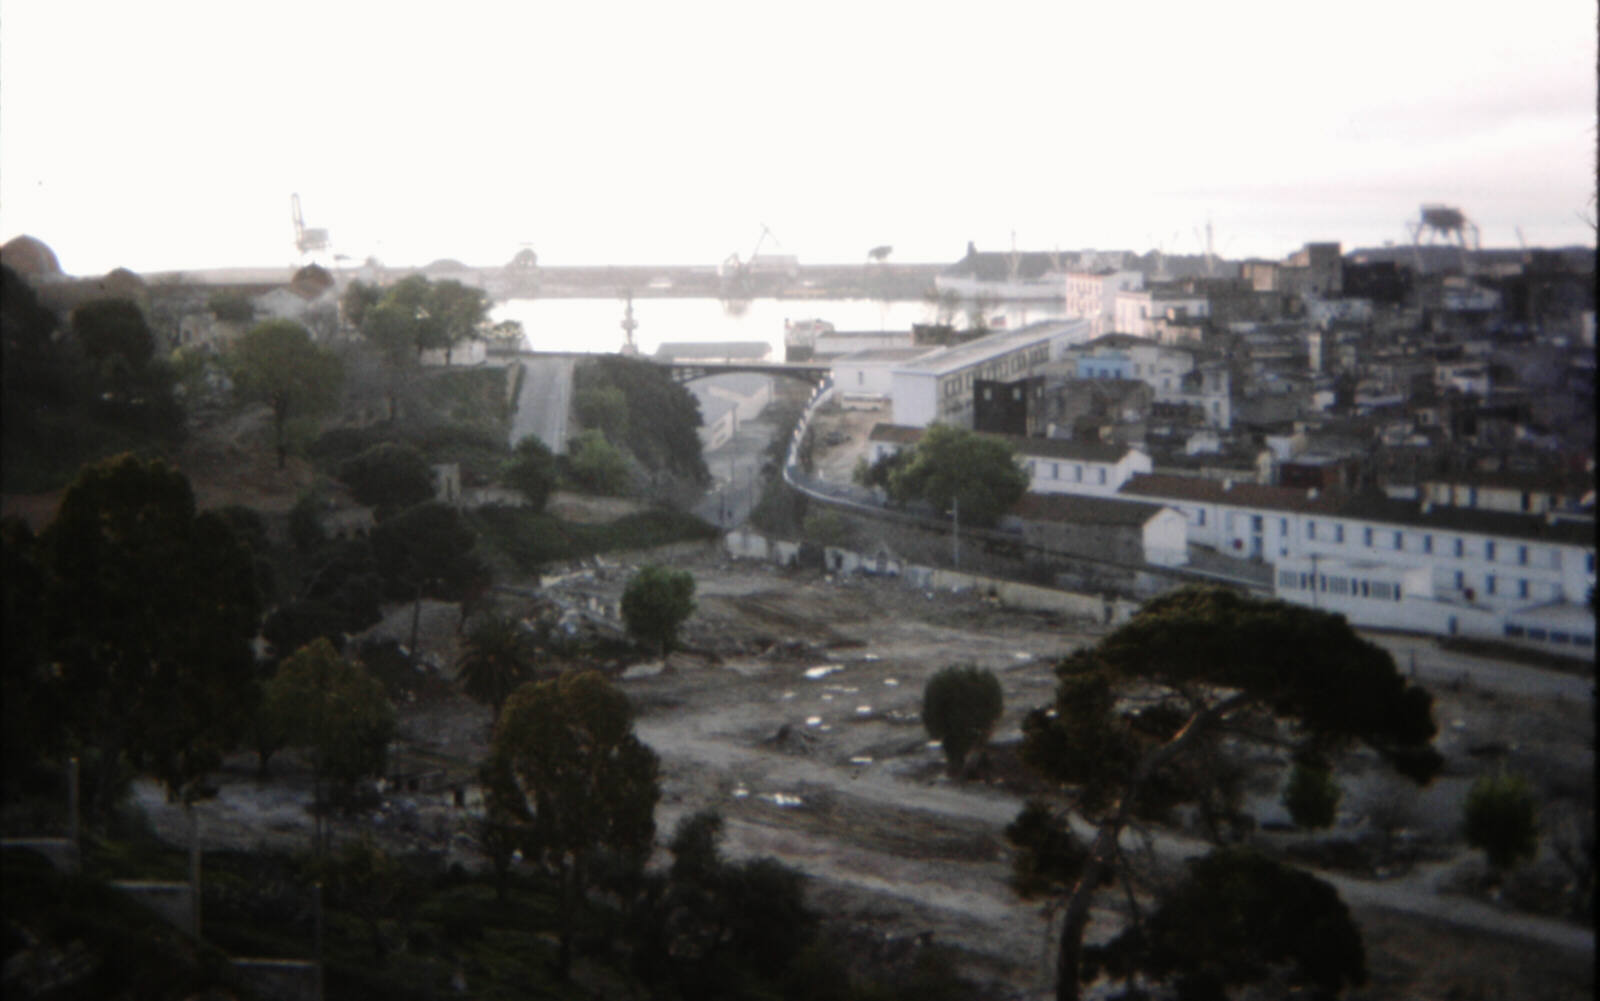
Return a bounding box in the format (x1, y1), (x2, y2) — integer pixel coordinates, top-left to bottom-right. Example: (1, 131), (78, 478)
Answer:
(122, 546), (1593, 1000)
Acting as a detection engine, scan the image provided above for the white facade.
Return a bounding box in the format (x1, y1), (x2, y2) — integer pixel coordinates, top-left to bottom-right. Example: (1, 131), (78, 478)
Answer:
(833, 348), (936, 401)
(1122, 476), (1598, 621)
(1018, 444), (1153, 499)
(1063, 269), (1145, 336)
(702, 374), (774, 423)
(889, 321), (1088, 428)
(1142, 509), (1191, 567)
(697, 395), (738, 450)
(1112, 290), (1210, 339)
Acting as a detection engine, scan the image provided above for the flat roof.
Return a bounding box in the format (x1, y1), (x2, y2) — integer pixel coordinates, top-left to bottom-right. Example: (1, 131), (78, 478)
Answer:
(834, 347), (940, 363)
(893, 320), (1089, 377)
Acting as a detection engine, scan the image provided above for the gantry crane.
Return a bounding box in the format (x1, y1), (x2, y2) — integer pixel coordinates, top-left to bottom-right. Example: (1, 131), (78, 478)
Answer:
(291, 193), (330, 257)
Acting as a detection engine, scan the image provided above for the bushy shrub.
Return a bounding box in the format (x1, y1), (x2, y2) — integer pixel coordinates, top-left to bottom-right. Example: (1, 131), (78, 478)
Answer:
(923, 665), (1004, 775)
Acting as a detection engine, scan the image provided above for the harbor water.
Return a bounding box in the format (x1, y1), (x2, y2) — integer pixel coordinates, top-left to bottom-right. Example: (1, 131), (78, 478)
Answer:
(489, 297), (1073, 358)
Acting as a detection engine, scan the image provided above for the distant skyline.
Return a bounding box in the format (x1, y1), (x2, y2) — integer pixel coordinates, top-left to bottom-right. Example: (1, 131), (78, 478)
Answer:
(2, 0), (1594, 276)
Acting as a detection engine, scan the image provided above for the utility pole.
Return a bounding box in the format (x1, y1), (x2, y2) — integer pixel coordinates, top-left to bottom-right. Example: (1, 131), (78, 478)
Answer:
(951, 495), (960, 570)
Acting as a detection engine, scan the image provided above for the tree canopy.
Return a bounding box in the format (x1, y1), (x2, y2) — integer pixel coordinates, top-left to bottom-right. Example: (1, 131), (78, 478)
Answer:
(564, 428), (633, 496)
(1282, 753), (1341, 830)
(922, 665), (1004, 775)
(503, 434), (557, 511)
(370, 501), (488, 601)
(263, 638), (395, 845)
(456, 613), (538, 715)
(36, 455), (262, 809)
(1463, 769), (1540, 873)
(1085, 848), (1367, 1000)
(486, 670), (660, 977)
(621, 564), (696, 657)
(228, 318), (343, 468)
(70, 298), (155, 372)
(1016, 587), (1441, 1001)
(573, 355), (710, 489)
(338, 441), (436, 512)
(887, 424), (1028, 528)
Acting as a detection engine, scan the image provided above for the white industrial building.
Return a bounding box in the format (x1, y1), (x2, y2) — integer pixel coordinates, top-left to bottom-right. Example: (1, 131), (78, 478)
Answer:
(830, 347), (939, 403)
(890, 320), (1091, 428)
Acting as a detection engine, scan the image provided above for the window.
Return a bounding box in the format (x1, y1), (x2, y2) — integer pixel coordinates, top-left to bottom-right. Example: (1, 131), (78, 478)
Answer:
(1393, 531), (1403, 550)
(1517, 579), (1528, 599)
(1197, 508), (1206, 526)
(1252, 515), (1264, 532)
(1097, 468), (1107, 485)
(1518, 545), (1528, 565)
(1485, 541), (1496, 561)
(1550, 631), (1570, 645)
(1051, 463), (1059, 479)
(1334, 524), (1345, 543)
(1423, 534), (1433, 554)
(1486, 575), (1497, 596)
(1454, 538), (1464, 558)
(1280, 518), (1288, 536)
(1363, 527), (1374, 547)
(1394, 584), (1403, 601)
(1307, 521), (1317, 540)
(1278, 570), (1297, 589)
(1454, 571), (1464, 589)
(1576, 634), (1593, 648)
(1074, 465), (1083, 482)
(1504, 624), (1525, 638)
(1528, 628), (1548, 641)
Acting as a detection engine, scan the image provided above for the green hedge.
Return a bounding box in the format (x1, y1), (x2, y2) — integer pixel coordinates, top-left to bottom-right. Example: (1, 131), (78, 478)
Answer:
(469, 506), (718, 574)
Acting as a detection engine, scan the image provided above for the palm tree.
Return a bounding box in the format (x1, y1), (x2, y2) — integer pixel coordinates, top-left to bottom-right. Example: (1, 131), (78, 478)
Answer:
(456, 614), (537, 716)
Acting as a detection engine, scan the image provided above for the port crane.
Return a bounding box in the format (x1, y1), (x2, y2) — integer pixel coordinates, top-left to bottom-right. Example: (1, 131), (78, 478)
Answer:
(722, 223), (778, 279)
(291, 193), (330, 257)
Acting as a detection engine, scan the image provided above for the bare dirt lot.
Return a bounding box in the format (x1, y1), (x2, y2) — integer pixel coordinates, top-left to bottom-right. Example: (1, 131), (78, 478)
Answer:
(130, 547), (1594, 1000)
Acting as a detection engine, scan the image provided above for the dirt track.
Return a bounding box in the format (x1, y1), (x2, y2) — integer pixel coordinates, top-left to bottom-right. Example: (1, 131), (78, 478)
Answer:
(129, 550), (1594, 999)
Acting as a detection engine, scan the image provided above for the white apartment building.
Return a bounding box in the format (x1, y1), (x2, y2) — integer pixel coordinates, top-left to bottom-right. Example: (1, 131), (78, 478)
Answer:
(1119, 473), (1597, 656)
(1015, 438), (1154, 499)
(1112, 288), (1211, 340)
(1063, 269), (1145, 337)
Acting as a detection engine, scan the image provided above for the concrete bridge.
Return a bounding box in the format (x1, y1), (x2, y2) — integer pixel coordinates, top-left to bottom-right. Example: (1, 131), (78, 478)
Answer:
(657, 360), (829, 386)
(487, 347), (828, 385)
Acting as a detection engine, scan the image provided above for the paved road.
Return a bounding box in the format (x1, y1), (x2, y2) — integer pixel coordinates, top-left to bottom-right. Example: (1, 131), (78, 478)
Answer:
(694, 417), (776, 529)
(509, 356), (575, 454)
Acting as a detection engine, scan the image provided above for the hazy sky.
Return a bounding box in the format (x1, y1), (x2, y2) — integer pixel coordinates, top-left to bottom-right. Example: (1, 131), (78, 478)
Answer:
(2, 0), (1594, 275)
